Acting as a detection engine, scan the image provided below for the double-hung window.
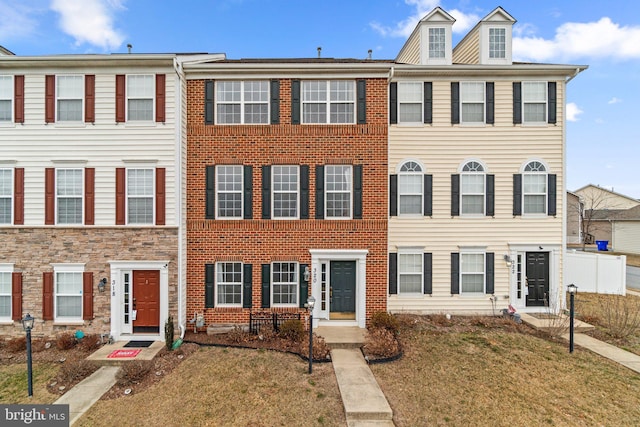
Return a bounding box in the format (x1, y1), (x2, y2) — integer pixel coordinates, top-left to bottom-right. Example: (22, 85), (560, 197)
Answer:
(398, 252), (423, 294)
(216, 165), (243, 219)
(398, 161), (423, 215)
(216, 81), (269, 124)
(325, 165), (352, 219)
(217, 262), (242, 306)
(460, 252), (485, 294)
(127, 168), (154, 224)
(272, 262), (297, 306)
(0, 76), (12, 122)
(523, 161), (547, 214)
(522, 82), (547, 123)
(489, 28), (506, 59)
(0, 168), (12, 224)
(56, 75), (83, 122)
(460, 82), (485, 124)
(0, 271), (10, 319)
(429, 28), (446, 59)
(55, 266), (83, 320)
(460, 161), (485, 215)
(302, 81), (355, 124)
(272, 165), (299, 219)
(398, 82), (423, 123)
(56, 169), (83, 224)
(127, 75), (154, 121)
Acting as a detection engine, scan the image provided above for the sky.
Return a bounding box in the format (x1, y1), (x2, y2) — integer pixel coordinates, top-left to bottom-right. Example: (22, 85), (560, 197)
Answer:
(1, 0), (639, 198)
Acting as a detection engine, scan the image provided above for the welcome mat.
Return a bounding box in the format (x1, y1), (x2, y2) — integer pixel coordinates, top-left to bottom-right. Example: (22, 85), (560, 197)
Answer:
(107, 349), (141, 359)
(123, 340), (154, 348)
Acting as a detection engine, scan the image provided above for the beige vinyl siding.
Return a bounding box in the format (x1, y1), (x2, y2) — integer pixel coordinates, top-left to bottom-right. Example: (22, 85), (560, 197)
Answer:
(0, 70), (179, 226)
(452, 29), (480, 64)
(613, 222), (640, 254)
(397, 34), (421, 64)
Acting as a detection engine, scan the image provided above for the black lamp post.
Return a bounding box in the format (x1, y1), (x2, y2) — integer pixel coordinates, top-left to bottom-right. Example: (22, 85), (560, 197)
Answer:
(568, 284), (578, 353)
(306, 296), (316, 374)
(21, 313), (35, 397)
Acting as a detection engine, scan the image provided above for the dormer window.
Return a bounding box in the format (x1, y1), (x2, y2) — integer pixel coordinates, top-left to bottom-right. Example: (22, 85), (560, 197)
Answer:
(489, 28), (506, 59)
(429, 28), (446, 59)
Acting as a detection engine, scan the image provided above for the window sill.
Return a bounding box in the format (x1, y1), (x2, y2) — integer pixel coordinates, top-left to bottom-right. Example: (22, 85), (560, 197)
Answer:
(520, 214), (549, 219)
(53, 321), (85, 326)
(0, 122), (16, 128)
(0, 320), (15, 325)
(121, 121), (158, 128)
(395, 293), (426, 298)
(395, 122), (426, 127)
(520, 122), (549, 127)
(458, 293), (487, 298)
(53, 122), (87, 128)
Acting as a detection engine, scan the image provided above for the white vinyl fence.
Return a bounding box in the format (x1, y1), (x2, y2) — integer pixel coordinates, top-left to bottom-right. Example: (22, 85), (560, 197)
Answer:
(565, 250), (626, 295)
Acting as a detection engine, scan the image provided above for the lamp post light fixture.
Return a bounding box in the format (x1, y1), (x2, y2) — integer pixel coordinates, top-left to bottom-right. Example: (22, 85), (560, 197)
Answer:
(306, 295), (316, 374)
(568, 284), (578, 353)
(21, 313), (35, 397)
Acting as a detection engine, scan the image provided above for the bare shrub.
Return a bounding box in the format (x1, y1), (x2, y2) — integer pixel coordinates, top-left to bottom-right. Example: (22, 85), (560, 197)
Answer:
(278, 319), (305, 343)
(300, 334), (331, 360)
(370, 311), (399, 334)
(429, 313), (452, 326)
(77, 334), (102, 352)
(543, 293), (570, 339)
(363, 327), (400, 358)
(7, 337), (26, 353)
(116, 360), (153, 386)
(56, 332), (77, 350)
(59, 360), (99, 383)
(598, 295), (640, 339)
(227, 325), (251, 343)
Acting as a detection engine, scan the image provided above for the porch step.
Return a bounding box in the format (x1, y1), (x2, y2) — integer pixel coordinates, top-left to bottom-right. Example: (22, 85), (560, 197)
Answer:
(85, 341), (164, 366)
(519, 313), (595, 333)
(316, 326), (365, 349)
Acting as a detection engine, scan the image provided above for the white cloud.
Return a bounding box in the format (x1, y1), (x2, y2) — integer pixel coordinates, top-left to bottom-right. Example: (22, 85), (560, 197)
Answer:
(514, 17), (640, 62)
(566, 102), (583, 122)
(370, 0), (478, 38)
(50, 0), (125, 51)
(0, 1), (39, 41)
(608, 97), (622, 104)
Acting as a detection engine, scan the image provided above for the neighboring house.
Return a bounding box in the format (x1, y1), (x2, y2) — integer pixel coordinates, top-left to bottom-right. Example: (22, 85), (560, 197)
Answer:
(567, 191), (582, 244)
(387, 7), (586, 314)
(610, 205), (640, 254)
(183, 59), (390, 328)
(0, 51), (221, 340)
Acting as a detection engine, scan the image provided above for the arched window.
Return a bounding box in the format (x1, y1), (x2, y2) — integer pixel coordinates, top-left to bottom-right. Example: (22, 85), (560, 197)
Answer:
(523, 161), (547, 214)
(461, 161), (485, 215)
(398, 161), (423, 215)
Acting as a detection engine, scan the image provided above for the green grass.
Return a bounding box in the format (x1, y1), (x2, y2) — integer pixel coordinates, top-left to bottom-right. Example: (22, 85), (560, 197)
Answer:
(0, 363), (60, 404)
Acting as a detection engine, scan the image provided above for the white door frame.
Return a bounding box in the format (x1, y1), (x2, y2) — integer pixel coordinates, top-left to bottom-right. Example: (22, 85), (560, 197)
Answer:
(507, 244), (560, 313)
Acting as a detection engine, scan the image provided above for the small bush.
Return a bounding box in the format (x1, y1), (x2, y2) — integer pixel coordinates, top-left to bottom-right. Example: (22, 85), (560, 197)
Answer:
(278, 319), (305, 343)
(370, 311), (399, 334)
(59, 360), (99, 383)
(598, 295), (640, 339)
(6, 337), (26, 353)
(31, 338), (49, 353)
(228, 325), (251, 343)
(116, 360), (153, 386)
(300, 334), (331, 360)
(56, 332), (77, 350)
(165, 316), (175, 350)
(77, 334), (102, 352)
(363, 327), (400, 358)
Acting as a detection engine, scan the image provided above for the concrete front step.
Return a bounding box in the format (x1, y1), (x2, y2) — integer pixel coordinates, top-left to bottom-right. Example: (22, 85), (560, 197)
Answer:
(316, 326), (365, 349)
(519, 313), (595, 333)
(347, 420), (395, 427)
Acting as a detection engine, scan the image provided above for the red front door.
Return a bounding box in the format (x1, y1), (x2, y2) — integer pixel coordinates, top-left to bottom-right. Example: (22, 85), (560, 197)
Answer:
(133, 270), (160, 329)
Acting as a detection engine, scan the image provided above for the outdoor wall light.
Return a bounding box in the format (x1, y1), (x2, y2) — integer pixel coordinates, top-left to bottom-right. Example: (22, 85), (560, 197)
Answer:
(503, 254), (513, 267)
(303, 266), (311, 282)
(98, 278), (107, 293)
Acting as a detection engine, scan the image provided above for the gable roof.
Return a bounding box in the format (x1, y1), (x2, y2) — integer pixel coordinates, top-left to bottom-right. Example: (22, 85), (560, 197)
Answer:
(574, 184), (640, 205)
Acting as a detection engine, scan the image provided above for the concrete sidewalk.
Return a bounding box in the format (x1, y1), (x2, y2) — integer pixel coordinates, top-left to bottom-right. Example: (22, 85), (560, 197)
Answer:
(562, 332), (640, 373)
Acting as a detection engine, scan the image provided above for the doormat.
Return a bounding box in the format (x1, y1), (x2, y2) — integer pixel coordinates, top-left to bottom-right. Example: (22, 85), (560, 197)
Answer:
(123, 340), (154, 348)
(107, 349), (142, 358)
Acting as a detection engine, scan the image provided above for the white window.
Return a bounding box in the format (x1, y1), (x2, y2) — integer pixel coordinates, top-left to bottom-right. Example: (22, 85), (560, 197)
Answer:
(272, 262), (297, 306)
(56, 169), (83, 224)
(0, 75), (12, 122)
(399, 252), (422, 294)
(54, 265), (83, 320)
(522, 82), (547, 123)
(461, 161), (485, 215)
(216, 262), (242, 306)
(127, 168), (154, 224)
(127, 75), (154, 121)
(489, 28), (506, 59)
(56, 75), (83, 122)
(0, 271), (10, 319)
(216, 81), (269, 124)
(272, 165), (299, 219)
(398, 161), (423, 215)
(461, 253), (485, 294)
(216, 165), (243, 219)
(0, 168), (12, 224)
(325, 165), (352, 219)
(429, 27), (446, 59)
(398, 82), (422, 123)
(460, 82), (485, 124)
(302, 81), (355, 124)
(523, 161), (547, 214)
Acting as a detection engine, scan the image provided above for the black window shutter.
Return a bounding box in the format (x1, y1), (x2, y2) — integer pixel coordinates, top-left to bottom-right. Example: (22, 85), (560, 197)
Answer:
(451, 82), (460, 124)
(486, 253), (495, 294)
(244, 165), (253, 219)
(300, 165), (309, 219)
(389, 175), (398, 216)
(513, 174), (522, 216)
(299, 264), (309, 308)
(451, 253), (460, 294)
(548, 82), (557, 124)
(291, 80), (301, 125)
(486, 82), (494, 124)
(262, 165), (271, 219)
(424, 253), (432, 294)
(513, 82), (522, 124)
(353, 165), (363, 219)
(424, 82), (433, 124)
(424, 174), (433, 216)
(315, 165), (324, 219)
(205, 80), (215, 125)
(389, 82), (398, 124)
(486, 174), (495, 217)
(451, 174), (460, 216)
(206, 165), (215, 219)
(389, 253), (398, 295)
(242, 264), (253, 309)
(205, 264), (215, 308)
(270, 80), (280, 124)
(548, 174), (557, 216)
(357, 79), (366, 124)
(261, 264), (271, 308)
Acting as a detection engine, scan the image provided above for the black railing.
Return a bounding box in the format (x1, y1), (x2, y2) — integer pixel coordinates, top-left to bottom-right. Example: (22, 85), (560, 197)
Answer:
(249, 311), (301, 334)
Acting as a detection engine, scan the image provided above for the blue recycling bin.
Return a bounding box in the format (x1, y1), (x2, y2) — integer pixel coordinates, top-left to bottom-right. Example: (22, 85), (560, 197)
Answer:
(596, 240), (609, 251)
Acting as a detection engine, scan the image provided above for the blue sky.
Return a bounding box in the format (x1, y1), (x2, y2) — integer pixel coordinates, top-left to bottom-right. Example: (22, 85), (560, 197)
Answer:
(1, 0), (639, 198)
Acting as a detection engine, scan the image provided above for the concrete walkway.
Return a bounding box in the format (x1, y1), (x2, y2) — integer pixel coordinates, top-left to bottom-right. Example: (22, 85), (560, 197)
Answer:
(562, 332), (640, 373)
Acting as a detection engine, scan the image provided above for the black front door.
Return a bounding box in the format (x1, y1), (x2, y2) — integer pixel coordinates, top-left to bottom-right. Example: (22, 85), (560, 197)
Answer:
(330, 261), (356, 315)
(526, 252), (549, 307)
